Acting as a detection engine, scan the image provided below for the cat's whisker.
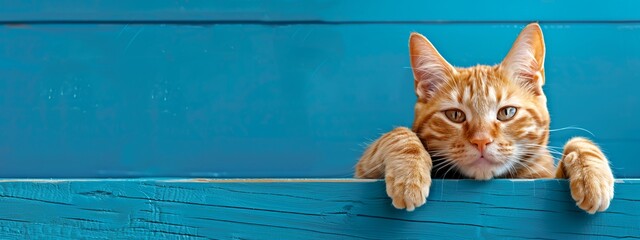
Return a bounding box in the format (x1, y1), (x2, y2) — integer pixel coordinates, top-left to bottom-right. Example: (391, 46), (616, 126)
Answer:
(520, 143), (563, 150)
(518, 147), (563, 153)
(520, 143), (563, 149)
(520, 147), (563, 154)
(429, 152), (449, 157)
(516, 161), (541, 177)
(517, 149), (564, 157)
(427, 149), (453, 158)
(440, 160), (459, 180)
(511, 156), (554, 178)
(545, 126), (595, 137)
(433, 158), (455, 174)
(510, 160), (540, 178)
(503, 161), (517, 178)
(518, 145), (564, 156)
(434, 158), (457, 177)
(516, 149), (565, 159)
(529, 163), (554, 178)
(515, 154), (562, 164)
(432, 159), (453, 169)
(509, 162), (522, 178)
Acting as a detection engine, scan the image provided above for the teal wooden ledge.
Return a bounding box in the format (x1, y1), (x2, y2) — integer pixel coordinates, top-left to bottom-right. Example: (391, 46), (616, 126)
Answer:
(0, 179), (637, 239)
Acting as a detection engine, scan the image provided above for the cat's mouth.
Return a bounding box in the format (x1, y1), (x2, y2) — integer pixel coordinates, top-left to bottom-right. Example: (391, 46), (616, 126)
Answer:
(474, 157), (492, 165)
(460, 156), (506, 180)
(470, 156), (501, 167)
(430, 153), (508, 179)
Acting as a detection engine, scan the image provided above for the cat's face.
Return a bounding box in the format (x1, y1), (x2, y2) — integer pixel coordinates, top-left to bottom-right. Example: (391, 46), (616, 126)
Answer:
(410, 24), (550, 180)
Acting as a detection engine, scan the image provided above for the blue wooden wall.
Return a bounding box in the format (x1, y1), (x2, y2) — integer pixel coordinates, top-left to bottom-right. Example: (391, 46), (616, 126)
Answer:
(0, 1), (639, 178)
(0, 179), (638, 239)
(1, 2), (640, 239)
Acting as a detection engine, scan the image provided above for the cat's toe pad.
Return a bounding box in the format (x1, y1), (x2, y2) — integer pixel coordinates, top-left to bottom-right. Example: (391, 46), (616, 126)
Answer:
(570, 172), (614, 214)
(385, 175), (430, 211)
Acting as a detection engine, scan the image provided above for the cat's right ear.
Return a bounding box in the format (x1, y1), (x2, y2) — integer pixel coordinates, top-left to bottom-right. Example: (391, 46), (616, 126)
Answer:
(409, 33), (456, 101)
(499, 23), (546, 94)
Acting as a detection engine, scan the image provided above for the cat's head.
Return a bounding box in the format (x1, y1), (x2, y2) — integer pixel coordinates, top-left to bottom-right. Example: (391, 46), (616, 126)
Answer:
(410, 23), (550, 180)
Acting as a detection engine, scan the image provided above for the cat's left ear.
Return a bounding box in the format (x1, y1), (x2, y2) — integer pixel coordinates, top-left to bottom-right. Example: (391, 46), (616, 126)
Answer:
(500, 23), (546, 94)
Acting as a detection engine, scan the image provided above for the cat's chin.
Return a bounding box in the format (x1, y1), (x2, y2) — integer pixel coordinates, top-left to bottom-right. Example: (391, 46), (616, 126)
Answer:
(469, 171), (494, 180)
(458, 167), (496, 180)
(473, 174), (494, 180)
(460, 157), (501, 180)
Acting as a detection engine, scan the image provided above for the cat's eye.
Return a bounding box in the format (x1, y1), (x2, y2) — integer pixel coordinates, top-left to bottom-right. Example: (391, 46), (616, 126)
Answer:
(444, 109), (466, 123)
(497, 106), (517, 121)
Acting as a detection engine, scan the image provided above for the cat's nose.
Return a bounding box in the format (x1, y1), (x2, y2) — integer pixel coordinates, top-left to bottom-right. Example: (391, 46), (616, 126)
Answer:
(470, 135), (493, 153)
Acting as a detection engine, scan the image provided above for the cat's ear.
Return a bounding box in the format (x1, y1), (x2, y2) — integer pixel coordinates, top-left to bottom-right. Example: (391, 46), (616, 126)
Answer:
(409, 32), (456, 100)
(500, 23), (546, 93)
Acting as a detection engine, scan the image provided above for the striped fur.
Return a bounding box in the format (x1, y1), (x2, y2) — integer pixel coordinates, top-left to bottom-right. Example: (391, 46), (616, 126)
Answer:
(355, 23), (614, 214)
(355, 127), (431, 211)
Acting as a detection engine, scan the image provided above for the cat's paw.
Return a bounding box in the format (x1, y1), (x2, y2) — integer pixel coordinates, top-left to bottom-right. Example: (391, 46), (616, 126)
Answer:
(566, 153), (615, 214)
(385, 172), (431, 211)
(570, 172), (614, 214)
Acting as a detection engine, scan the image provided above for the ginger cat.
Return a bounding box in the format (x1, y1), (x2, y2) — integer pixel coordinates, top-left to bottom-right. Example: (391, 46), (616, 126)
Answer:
(354, 23), (614, 214)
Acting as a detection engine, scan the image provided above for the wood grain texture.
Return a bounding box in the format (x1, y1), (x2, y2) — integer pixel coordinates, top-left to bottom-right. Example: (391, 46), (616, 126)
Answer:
(0, 179), (638, 239)
(1, 0), (639, 22)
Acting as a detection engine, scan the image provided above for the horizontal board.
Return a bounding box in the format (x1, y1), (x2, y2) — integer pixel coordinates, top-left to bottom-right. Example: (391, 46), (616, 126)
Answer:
(1, 1), (640, 22)
(2, 23), (640, 178)
(0, 179), (638, 239)
(1, 23), (639, 177)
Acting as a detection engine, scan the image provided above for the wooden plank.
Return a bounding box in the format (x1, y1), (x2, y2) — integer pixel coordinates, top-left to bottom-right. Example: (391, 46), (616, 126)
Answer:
(0, 1), (639, 22)
(0, 23), (638, 178)
(0, 179), (638, 239)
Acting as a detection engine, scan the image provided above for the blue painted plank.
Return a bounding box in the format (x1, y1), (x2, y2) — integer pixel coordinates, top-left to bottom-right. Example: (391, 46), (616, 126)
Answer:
(0, 179), (637, 239)
(0, 23), (638, 177)
(1, 1), (639, 22)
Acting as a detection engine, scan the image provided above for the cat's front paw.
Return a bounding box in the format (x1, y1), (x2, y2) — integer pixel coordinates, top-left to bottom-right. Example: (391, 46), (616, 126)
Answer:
(566, 151), (615, 214)
(385, 171), (431, 211)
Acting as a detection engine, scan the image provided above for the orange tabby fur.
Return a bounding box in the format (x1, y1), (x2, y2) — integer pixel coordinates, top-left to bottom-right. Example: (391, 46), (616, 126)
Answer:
(354, 23), (614, 214)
